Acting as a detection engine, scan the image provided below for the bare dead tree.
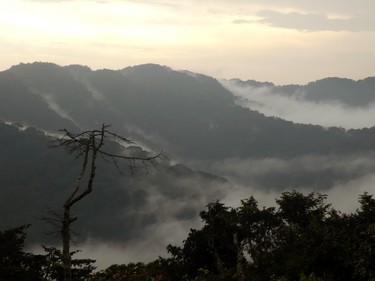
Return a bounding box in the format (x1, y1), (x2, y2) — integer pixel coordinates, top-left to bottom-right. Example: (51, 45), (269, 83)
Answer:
(49, 124), (164, 281)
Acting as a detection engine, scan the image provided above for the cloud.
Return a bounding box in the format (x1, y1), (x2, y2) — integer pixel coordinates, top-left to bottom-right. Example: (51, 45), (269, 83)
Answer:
(26, 151), (375, 268)
(205, 152), (375, 216)
(123, 0), (185, 9)
(22, 0), (184, 9)
(75, 218), (204, 269)
(264, 10), (374, 32)
(326, 173), (375, 213)
(221, 0), (375, 15)
(32, 170), (375, 270)
(21, 0), (75, 2)
(25, 163), (234, 268)
(67, 155), (375, 269)
(221, 80), (375, 129)
(202, 152), (375, 191)
(233, 9), (375, 32)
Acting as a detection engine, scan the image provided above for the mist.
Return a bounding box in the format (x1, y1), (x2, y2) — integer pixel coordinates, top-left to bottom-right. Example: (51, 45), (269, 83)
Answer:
(24, 151), (375, 270)
(221, 80), (375, 129)
(73, 168), (375, 269)
(27, 166), (235, 269)
(75, 218), (204, 269)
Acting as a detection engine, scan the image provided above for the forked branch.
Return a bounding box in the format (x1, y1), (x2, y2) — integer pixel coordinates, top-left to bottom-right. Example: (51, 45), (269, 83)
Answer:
(49, 124), (165, 281)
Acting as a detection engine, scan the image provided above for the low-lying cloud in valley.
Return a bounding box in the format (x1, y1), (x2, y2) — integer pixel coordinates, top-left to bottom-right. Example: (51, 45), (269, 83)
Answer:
(72, 155), (375, 269)
(209, 152), (375, 188)
(26, 162), (236, 269)
(221, 79), (375, 129)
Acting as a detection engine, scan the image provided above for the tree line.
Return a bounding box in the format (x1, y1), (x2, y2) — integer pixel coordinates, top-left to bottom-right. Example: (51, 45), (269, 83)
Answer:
(2, 190), (375, 281)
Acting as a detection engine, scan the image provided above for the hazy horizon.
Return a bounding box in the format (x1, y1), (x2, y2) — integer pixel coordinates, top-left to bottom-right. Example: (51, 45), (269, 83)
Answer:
(2, 61), (375, 87)
(1, 0), (375, 85)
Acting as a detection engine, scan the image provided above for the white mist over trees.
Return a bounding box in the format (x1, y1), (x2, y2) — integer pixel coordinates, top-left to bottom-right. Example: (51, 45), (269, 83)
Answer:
(221, 78), (375, 129)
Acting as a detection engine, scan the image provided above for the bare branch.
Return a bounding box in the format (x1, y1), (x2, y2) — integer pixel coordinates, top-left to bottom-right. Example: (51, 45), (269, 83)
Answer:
(48, 124), (164, 281)
(65, 139), (91, 208)
(40, 207), (64, 238)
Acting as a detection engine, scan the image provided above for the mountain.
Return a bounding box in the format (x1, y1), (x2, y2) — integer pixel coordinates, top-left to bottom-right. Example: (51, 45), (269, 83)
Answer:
(229, 76), (375, 107)
(4, 62), (375, 162)
(0, 70), (78, 131)
(2, 62), (375, 256)
(2, 62), (375, 190)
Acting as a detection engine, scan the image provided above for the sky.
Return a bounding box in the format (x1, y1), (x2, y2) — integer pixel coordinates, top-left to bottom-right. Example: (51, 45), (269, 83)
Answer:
(1, 0), (375, 84)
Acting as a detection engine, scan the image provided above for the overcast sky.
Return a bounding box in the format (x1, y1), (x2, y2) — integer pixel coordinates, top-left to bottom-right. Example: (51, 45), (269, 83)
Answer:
(1, 0), (375, 84)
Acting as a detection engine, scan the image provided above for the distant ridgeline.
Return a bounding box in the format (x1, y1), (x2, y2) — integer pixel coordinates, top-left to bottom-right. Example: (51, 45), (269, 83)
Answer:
(1, 62), (375, 161)
(229, 76), (375, 107)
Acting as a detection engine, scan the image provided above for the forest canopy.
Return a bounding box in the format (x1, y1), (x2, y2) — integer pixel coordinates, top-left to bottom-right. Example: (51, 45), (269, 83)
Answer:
(2, 190), (375, 281)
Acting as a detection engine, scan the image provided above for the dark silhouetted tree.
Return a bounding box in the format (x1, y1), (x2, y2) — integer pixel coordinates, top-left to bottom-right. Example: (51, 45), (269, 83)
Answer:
(49, 124), (164, 281)
(0, 225), (45, 281)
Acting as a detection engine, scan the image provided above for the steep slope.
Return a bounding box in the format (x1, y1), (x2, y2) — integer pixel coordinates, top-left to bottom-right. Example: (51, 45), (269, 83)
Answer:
(7, 62), (375, 161)
(8, 62), (124, 131)
(0, 71), (77, 131)
(3, 62), (375, 190)
(84, 64), (375, 161)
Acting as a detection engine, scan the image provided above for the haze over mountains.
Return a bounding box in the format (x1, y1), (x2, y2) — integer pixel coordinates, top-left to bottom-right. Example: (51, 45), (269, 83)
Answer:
(1, 62), (375, 266)
(223, 77), (375, 129)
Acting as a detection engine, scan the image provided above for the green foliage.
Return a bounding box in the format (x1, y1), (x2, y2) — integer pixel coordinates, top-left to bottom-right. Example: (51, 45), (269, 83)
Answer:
(41, 246), (96, 281)
(352, 193), (375, 280)
(276, 191), (329, 226)
(0, 224), (45, 281)
(4, 191), (375, 281)
(299, 273), (324, 281)
(88, 261), (174, 281)
(0, 225), (96, 281)
(163, 191), (375, 281)
(167, 201), (239, 278)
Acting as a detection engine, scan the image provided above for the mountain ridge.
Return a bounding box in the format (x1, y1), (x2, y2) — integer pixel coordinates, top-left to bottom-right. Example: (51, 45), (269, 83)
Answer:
(229, 75), (375, 107)
(2, 62), (375, 182)
(2, 62), (375, 162)
(2, 62), (375, 259)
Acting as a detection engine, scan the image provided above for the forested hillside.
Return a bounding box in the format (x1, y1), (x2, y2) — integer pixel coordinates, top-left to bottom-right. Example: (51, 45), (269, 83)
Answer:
(2, 62), (375, 191)
(3, 62), (375, 161)
(0, 123), (229, 246)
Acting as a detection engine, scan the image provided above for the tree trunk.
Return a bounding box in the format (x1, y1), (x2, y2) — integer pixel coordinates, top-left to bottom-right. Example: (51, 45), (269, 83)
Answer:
(233, 233), (245, 281)
(62, 206), (72, 281)
(50, 125), (163, 281)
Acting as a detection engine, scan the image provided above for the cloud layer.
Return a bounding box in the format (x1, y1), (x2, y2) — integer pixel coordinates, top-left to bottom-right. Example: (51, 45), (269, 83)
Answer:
(253, 10), (375, 32)
(221, 80), (375, 129)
